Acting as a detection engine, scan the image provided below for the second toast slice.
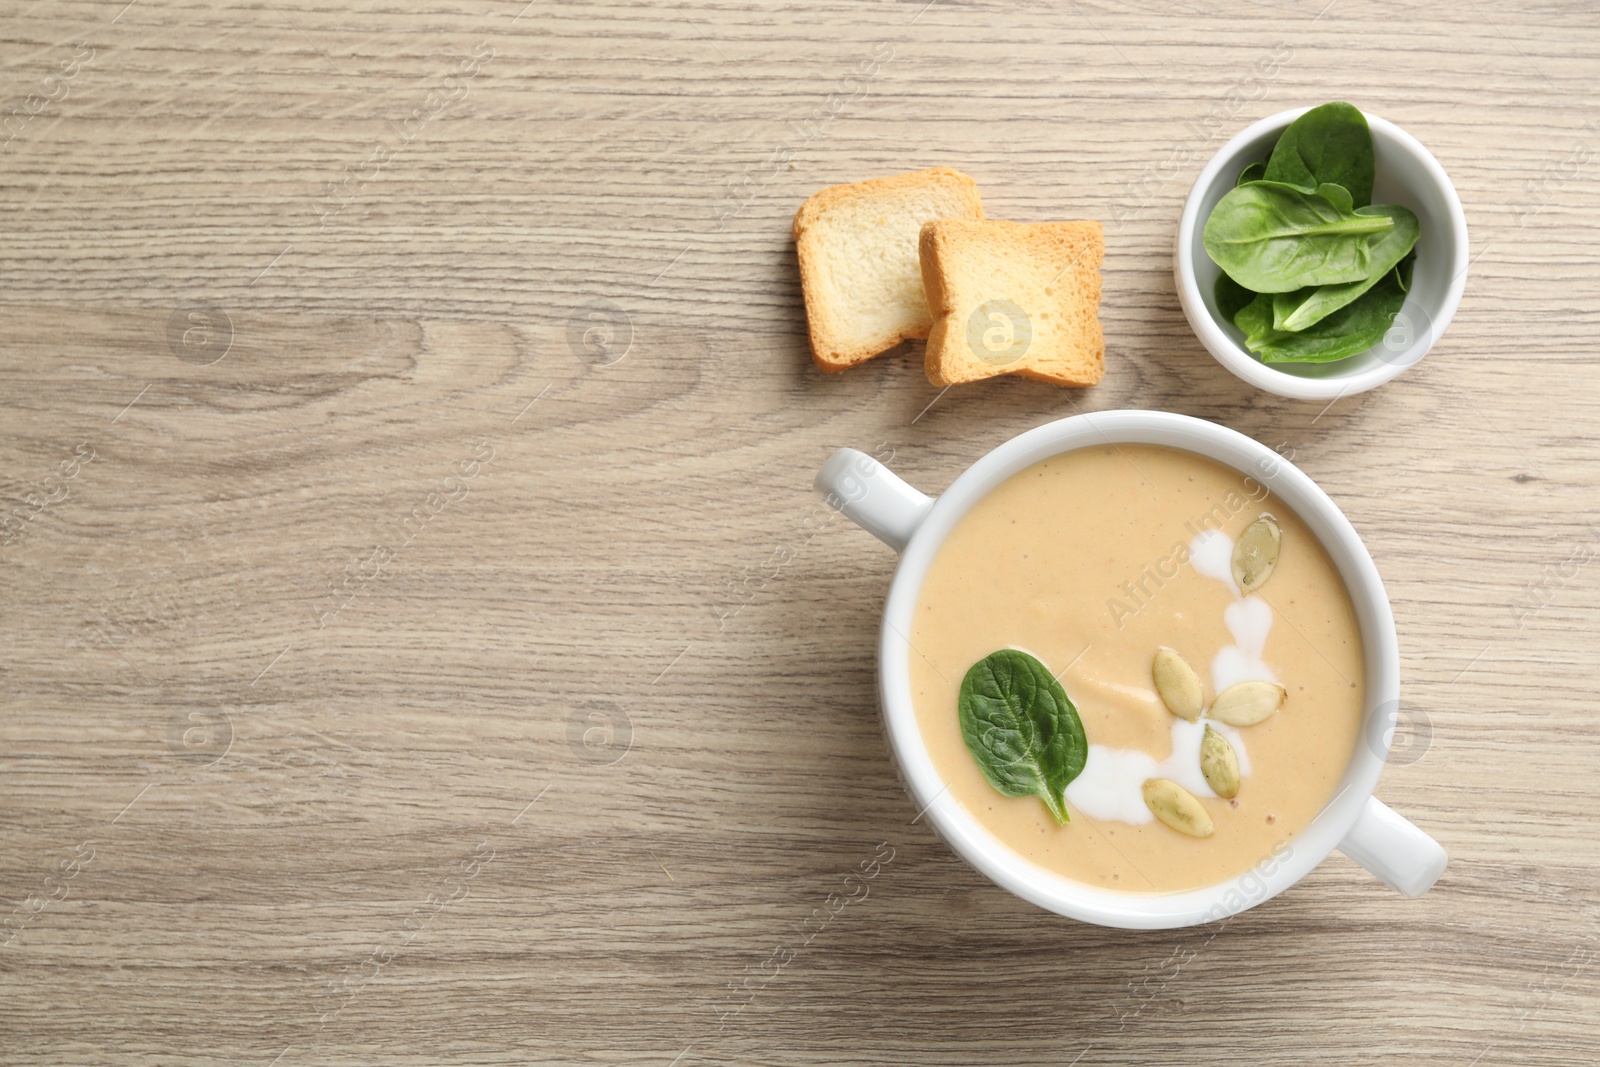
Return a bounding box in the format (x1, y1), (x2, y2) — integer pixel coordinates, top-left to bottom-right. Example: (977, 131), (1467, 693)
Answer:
(919, 219), (1105, 388)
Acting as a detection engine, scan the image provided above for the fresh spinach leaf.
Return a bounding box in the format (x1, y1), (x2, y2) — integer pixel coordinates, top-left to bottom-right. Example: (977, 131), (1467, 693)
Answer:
(1395, 252), (1412, 293)
(1271, 204), (1420, 331)
(1206, 101), (1422, 359)
(1235, 161), (1266, 187)
(958, 648), (1088, 825)
(1316, 182), (1354, 214)
(1233, 292), (1278, 347)
(1234, 257), (1414, 363)
(1203, 180), (1393, 293)
(1264, 102), (1375, 208)
(1215, 271), (1257, 322)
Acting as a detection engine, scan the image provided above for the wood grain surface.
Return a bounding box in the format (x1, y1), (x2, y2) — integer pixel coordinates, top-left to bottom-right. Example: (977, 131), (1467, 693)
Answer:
(2, 1), (1597, 1063)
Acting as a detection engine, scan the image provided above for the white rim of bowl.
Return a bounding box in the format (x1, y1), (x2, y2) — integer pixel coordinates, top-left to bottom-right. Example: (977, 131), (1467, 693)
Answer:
(1175, 108), (1469, 401)
(877, 411), (1398, 929)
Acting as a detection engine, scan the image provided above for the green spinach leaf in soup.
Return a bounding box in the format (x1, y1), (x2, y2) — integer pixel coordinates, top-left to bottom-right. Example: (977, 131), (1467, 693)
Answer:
(1203, 180), (1393, 293)
(1264, 101), (1376, 208)
(958, 649), (1088, 825)
(1234, 257), (1414, 364)
(1271, 204), (1420, 331)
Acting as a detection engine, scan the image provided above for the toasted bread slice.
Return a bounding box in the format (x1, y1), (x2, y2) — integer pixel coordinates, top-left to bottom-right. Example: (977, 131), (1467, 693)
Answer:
(919, 219), (1105, 388)
(794, 168), (984, 372)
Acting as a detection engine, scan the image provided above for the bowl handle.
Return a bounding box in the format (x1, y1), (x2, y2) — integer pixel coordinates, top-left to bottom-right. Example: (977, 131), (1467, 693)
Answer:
(1337, 796), (1447, 897)
(814, 448), (934, 554)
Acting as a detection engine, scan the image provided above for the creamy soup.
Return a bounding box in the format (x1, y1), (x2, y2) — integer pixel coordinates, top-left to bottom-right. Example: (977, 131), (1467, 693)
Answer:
(909, 444), (1363, 893)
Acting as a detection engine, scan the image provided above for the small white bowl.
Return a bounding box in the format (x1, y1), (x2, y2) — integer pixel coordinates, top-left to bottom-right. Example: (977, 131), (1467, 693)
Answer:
(1175, 108), (1469, 400)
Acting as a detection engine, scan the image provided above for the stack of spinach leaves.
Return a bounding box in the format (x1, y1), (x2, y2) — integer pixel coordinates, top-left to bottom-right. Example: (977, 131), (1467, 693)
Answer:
(1204, 103), (1420, 364)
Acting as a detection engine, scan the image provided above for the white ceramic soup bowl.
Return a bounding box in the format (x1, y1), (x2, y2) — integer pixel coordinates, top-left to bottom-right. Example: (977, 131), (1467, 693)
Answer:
(1176, 108), (1469, 400)
(816, 410), (1445, 929)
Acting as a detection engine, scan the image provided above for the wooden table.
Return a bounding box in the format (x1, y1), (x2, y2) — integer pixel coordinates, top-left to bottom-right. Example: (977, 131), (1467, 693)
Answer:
(3, 1), (1596, 1063)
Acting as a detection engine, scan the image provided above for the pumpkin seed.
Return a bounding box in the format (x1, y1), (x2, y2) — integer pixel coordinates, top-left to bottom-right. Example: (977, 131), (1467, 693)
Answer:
(1152, 647), (1204, 722)
(1142, 778), (1214, 838)
(1200, 726), (1241, 799)
(1209, 680), (1287, 726)
(1232, 514), (1282, 593)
